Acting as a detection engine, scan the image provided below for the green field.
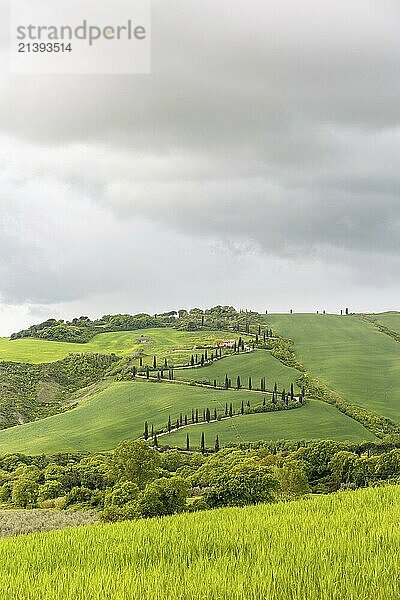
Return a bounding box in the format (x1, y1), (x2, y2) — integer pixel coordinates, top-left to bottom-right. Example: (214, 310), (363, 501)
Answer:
(0, 328), (242, 365)
(175, 349), (300, 391)
(165, 399), (376, 447)
(0, 378), (375, 455)
(0, 380), (264, 455)
(373, 311), (400, 333)
(266, 314), (400, 422)
(0, 484), (398, 599)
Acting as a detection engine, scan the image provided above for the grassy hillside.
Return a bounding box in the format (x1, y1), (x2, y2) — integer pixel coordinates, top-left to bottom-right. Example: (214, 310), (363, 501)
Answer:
(266, 314), (400, 422)
(0, 381), (375, 455)
(0, 484), (398, 599)
(0, 380), (266, 454)
(0, 328), (242, 365)
(373, 311), (400, 333)
(0, 354), (117, 429)
(175, 349), (300, 391)
(165, 399), (376, 447)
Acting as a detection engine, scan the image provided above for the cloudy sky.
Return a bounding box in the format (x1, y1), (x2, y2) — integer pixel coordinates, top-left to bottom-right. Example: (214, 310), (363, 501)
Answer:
(0, 0), (400, 335)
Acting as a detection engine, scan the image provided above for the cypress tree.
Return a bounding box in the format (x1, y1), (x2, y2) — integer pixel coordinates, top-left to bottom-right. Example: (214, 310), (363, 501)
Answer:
(144, 421), (149, 440)
(258, 324), (261, 335)
(201, 315), (205, 326)
(241, 400), (244, 415)
(164, 358), (168, 369)
(205, 350), (208, 361)
(176, 418), (180, 429)
(290, 383), (294, 400)
(274, 382), (278, 393)
(186, 433), (190, 451)
(247, 400), (250, 408)
(195, 354), (198, 364)
(206, 408), (211, 423)
(215, 435), (220, 452)
(146, 366), (150, 379)
(139, 357), (143, 367)
(151, 424), (154, 437)
(241, 340), (245, 351)
(160, 369), (164, 379)
(191, 355), (195, 366)
(225, 374), (229, 389)
(191, 409), (195, 423)
(234, 341), (237, 352)
(201, 354), (205, 366)
(180, 413), (183, 426)
(168, 415), (171, 433)
(255, 333), (259, 344)
(185, 414), (188, 426)
(153, 355), (157, 369)
(213, 407), (217, 420)
(225, 402), (228, 417)
(157, 371), (161, 381)
(248, 376), (252, 390)
(272, 391), (276, 404)
(195, 409), (199, 423)
(263, 397), (266, 406)
(203, 409), (206, 422)
(213, 379), (217, 388)
(237, 375), (241, 389)
(132, 366), (137, 377)
(281, 389), (286, 403)
(229, 402), (233, 417)
(201, 432), (205, 453)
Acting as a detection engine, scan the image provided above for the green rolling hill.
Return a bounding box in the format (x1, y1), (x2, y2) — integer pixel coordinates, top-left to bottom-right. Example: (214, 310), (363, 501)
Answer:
(0, 312), (398, 454)
(175, 349), (300, 391)
(372, 311), (400, 334)
(266, 313), (400, 422)
(0, 379), (375, 455)
(164, 398), (376, 447)
(0, 328), (242, 365)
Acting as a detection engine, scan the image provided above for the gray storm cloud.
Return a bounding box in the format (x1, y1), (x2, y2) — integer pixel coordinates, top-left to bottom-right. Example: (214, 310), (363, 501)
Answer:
(0, 0), (399, 322)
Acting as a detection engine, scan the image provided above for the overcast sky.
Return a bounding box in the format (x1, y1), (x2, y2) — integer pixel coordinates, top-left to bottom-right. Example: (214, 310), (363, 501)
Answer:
(0, 0), (400, 335)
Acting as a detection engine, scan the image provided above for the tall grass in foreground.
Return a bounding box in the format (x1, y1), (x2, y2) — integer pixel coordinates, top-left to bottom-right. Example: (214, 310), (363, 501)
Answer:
(0, 485), (399, 600)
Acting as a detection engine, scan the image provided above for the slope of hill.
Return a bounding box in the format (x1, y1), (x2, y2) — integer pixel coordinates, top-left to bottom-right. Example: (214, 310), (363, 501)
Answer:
(164, 399), (376, 447)
(175, 349), (300, 391)
(0, 380), (375, 455)
(0, 484), (398, 599)
(0, 328), (243, 365)
(265, 314), (400, 422)
(0, 354), (118, 429)
(370, 311), (400, 333)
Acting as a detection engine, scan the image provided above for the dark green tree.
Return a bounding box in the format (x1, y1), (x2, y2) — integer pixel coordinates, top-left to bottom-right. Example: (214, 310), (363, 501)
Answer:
(201, 432), (205, 454)
(215, 435), (220, 452)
